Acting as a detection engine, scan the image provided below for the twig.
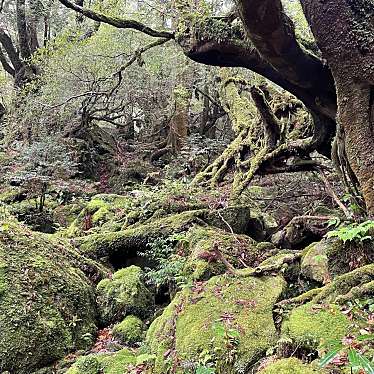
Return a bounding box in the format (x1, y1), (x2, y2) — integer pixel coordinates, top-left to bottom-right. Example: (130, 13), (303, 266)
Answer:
(319, 170), (351, 219)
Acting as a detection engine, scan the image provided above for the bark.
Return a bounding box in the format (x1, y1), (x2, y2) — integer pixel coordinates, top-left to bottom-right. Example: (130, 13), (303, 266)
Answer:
(0, 27), (24, 72)
(167, 86), (190, 153)
(0, 46), (15, 76)
(16, 0), (32, 60)
(250, 86), (280, 148)
(301, 0), (374, 215)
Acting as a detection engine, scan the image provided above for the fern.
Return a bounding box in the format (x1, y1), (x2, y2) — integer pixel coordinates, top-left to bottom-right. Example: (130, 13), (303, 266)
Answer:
(327, 220), (374, 243)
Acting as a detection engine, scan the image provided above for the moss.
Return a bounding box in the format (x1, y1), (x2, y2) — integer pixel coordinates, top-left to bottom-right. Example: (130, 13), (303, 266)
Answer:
(66, 348), (136, 374)
(0, 220), (98, 373)
(146, 274), (286, 373)
(301, 242), (330, 284)
(0, 187), (26, 204)
(301, 238), (374, 284)
(92, 207), (111, 224)
(96, 265), (154, 325)
(78, 210), (202, 260)
(64, 184), (219, 238)
(256, 250), (301, 280)
(259, 358), (325, 373)
(53, 202), (85, 228)
(313, 263), (374, 304)
(282, 302), (352, 349)
(183, 226), (272, 281)
(112, 315), (144, 345)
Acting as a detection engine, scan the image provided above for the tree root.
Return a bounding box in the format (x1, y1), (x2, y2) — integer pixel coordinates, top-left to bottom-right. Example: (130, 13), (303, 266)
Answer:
(193, 74), (325, 197)
(277, 263), (374, 309)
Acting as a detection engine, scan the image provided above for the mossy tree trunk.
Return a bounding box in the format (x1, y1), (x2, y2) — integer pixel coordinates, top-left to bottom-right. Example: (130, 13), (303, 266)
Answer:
(167, 84), (190, 154)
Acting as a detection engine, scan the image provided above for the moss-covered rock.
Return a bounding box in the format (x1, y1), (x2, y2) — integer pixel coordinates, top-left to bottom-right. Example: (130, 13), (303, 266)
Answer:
(183, 226), (276, 281)
(96, 266), (154, 325)
(112, 315), (144, 345)
(198, 206), (271, 238)
(146, 274), (286, 373)
(66, 348), (136, 374)
(259, 358), (326, 373)
(301, 238), (374, 284)
(77, 210), (203, 261)
(301, 241), (331, 284)
(281, 302), (352, 349)
(0, 220), (98, 373)
(255, 250), (302, 281)
(65, 194), (129, 237)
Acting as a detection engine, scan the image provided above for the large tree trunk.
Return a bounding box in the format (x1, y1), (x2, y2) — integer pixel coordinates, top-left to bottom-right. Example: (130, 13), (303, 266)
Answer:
(301, 0), (374, 215)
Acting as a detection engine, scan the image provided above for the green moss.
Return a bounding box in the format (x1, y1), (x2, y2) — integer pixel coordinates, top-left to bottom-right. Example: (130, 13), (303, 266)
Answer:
(183, 226), (266, 281)
(282, 302), (352, 349)
(0, 220), (98, 373)
(147, 274), (286, 373)
(78, 210), (201, 260)
(66, 348), (136, 374)
(96, 266), (154, 325)
(92, 207), (111, 224)
(259, 358), (325, 373)
(313, 263), (374, 304)
(301, 238), (374, 284)
(0, 187), (25, 204)
(301, 242), (330, 284)
(112, 315), (144, 345)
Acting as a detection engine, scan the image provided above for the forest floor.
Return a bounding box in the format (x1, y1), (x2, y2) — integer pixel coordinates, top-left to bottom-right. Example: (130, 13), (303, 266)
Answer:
(0, 161), (373, 374)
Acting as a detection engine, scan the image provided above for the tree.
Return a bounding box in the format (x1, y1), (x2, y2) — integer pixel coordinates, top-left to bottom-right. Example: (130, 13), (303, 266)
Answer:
(57, 0), (374, 215)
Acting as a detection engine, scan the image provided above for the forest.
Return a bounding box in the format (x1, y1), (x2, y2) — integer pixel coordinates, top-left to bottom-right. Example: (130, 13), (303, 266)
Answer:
(0, 0), (373, 373)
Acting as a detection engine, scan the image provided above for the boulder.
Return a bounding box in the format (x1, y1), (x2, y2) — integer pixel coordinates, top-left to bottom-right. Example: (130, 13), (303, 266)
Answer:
(0, 220), (98, 373)
(66, 348), (136, 374)
(96, 266), (154, 325)
(112, 315), (144, 345)
(146, 273), (286, 373)
(281, 302), (352, 350)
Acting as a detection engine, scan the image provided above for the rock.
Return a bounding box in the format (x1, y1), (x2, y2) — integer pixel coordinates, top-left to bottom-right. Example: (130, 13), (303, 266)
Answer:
(96, 266), (154, 325)
(77, 210), (204, 262)
(281, 302), (352, 350)
(183, 226), (276, 281)
(301, 242), (331, 284)
(301, 238), (374, 284)
(146, 274), (286, 373)
(0, 220), (98, 373)
(66, 348), (136, 374)
(259, 357), (326, 373)
(112, 315), (144, 345)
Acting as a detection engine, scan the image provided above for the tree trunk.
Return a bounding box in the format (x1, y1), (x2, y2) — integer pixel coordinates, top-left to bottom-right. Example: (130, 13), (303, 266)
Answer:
(167, 85), (190, 153)
(301, 0), (374, 215)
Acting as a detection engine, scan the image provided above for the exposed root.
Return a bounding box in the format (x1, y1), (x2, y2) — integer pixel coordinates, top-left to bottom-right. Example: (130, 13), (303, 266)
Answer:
(193, 72), (327, 198)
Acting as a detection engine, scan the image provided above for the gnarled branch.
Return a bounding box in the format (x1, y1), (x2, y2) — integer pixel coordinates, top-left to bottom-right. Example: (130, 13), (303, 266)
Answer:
(58, 0), (174, 39)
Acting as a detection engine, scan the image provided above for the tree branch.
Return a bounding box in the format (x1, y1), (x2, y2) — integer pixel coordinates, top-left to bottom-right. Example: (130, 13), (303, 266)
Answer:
(0, 46), (15, 76)
(0, 27), (24, 72)
(236, 0), (334, 99)
(58, 0), (174, 39)
(250, 86), (280, 148)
